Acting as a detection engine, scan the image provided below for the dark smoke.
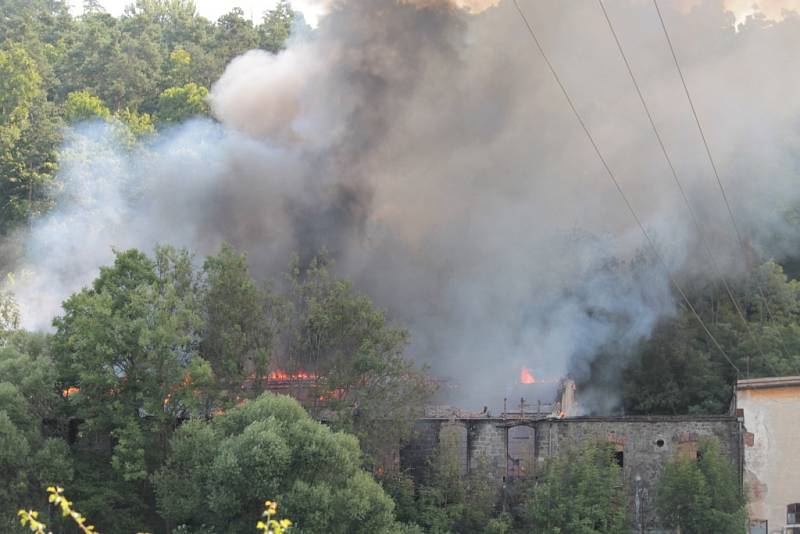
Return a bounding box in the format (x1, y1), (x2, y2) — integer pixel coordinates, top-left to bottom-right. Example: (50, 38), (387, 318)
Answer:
(9, 0), (800, 409)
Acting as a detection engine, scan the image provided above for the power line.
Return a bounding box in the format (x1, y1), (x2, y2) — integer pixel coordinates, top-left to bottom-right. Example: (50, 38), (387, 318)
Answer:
(597, 0), (773, 377)
(651, 0), (746, 254)
(652, 0), (797, 375)
(510, 0), (739, 375)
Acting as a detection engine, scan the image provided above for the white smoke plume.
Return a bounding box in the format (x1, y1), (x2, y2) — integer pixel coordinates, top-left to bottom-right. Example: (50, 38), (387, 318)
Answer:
(9, 0), (800, 409)
(303, 0), (502, 19)
(400, 0), (501, 13)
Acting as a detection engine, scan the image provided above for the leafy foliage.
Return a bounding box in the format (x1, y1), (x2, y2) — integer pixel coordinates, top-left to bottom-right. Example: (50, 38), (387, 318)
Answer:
(0, 41), (59, 232)
(156, 83), (209, 123)
(199, 242), (281, 397)
(515, 442), (628, 534)
(285, 255), (436, 462)
(382, 425), (502, 534)
(28, 244), (434, 532)
(51, 247), (209, 531)
(622, 261), (800, 414)
(155, 392), (401, 534)
(63, 91), (111, 123)
(0, 0), (299, 234)
(260, 1), (295, 54)
(0, 335), (72, 532)
(19, 486), (293, 534)
(655, 439), (746, 534)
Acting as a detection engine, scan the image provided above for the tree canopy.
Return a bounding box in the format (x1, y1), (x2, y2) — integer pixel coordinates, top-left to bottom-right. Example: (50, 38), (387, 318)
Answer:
(515, 442), (628, 534)
(0, 332), (72, 532)
(655, 439), (746, 534)
(5, 243), (435, 532)
(0, 0), (298, 235)
(155, 392), (402, 534)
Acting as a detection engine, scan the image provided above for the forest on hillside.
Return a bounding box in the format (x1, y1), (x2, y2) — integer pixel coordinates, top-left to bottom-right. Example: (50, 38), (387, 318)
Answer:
(0, 0), (795, 532)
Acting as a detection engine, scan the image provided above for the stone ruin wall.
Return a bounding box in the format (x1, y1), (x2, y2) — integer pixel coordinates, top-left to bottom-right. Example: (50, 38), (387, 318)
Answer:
(400, 414), (743, 533)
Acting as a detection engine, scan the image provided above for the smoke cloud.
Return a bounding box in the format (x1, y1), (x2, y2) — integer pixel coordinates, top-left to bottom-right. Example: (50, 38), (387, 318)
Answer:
(400, 0), (501, 13)
(9, 0), (800, 409)
(304, 0), (502, 19)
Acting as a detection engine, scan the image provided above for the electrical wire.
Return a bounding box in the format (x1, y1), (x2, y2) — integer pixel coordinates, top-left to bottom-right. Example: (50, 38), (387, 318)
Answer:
(510, 0), (740, 375)
(652, 0), (798, 376)
(597, 0), (777, 378)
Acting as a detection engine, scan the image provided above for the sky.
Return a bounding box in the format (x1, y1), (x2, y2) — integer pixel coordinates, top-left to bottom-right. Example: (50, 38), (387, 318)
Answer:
(67, 0), (328, 25)
(66, 1), (800, 29)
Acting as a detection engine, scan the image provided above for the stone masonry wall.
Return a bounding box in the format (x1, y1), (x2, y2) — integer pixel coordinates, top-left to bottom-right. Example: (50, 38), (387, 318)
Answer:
(466, 420), (507, 479)
(401, 415), (742, 533)
(534, 416), (742, 533)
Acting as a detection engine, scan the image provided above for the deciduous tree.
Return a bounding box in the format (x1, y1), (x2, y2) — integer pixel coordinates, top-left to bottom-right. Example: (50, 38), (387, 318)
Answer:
(517, 442), (628, 533)
(285, 254), (436, 463)
(155, 392), (402, 534)
(655, 439), (745, 534)
(156, 82), (209, 123)
(260, 1), (294, 54)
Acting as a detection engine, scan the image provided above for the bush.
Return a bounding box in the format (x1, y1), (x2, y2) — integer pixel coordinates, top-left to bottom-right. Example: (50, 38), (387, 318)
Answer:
(155, 392), (401, 534)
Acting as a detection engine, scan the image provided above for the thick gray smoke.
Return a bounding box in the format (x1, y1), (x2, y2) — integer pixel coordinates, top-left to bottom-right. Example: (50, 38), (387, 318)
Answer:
(9, 0), (800, 409)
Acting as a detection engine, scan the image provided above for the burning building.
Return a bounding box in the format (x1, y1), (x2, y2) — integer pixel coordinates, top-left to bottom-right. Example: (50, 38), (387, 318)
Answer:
(401, 379), (745, 533)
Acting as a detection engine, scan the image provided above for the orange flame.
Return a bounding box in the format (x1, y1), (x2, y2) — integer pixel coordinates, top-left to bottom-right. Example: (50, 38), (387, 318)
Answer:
(318, 388), (346, 402)
(520, 367), (536, 384)
(62, 386), (80, 398)
(267, 370), (317, 381)
(245, 370), (319, 385)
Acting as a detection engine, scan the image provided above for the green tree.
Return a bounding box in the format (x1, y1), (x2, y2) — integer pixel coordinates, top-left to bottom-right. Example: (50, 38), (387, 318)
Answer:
(622, 315), (733, 415)
(63, 91), (154, 150)
(51, 247), (210, 532)
(460, 457), (502, 533)
(416, 425), (466, 533)
(199, 243), (285, 401)
(380, 471), (417, 526)
(56, 12), (123, 103)
(0, 410), (31, 529)
(214, 8), (259, 68)
(260, 1), (294, 54)
(655, 439), (746, 534)
(165, 47), (192, 86)
(0, 339), (72, 532)
(622, 261), (800, 415)
(0, 289), (20, 341)
(0, 43), (42, 131)
(0, 41), (59, 233)
(0, 0), (73, 96)
(53, 247), (208, 441)
(411, 425), (501, 534)
(63, 90), (111, 122)
(113, 107), (156, 145)
(517, 442), (628, 533)
(156, 82), (209, 123)
(124, 0), (198, 31)
(105, 23), (164, 111)
(83, 0), (106, 15)
(155, 392), (402, 534)
(285, 255), (436, 463)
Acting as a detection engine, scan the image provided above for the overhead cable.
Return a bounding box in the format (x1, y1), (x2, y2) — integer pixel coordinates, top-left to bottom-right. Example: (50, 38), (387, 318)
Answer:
(510, 0), (740, 375)
(653, 0), (797, 375)
(598, 0), (775, 377)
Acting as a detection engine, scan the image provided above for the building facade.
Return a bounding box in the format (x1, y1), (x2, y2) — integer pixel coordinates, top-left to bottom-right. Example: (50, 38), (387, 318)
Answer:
(737, 376), (800, 534)
(401, 413), (743, 533)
